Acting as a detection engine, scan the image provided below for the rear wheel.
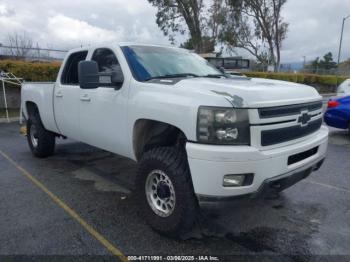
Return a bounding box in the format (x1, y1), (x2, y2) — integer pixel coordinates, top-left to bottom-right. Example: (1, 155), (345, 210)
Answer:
(27, 113), (56, 158)
(135, 146), (198, 237)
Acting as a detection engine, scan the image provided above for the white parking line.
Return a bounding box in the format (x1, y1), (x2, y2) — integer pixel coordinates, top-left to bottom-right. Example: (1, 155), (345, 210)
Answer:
(304, 179), (350, 193)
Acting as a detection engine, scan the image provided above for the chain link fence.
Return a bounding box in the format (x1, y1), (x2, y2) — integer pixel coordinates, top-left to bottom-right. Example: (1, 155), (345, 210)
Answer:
(0, 45), (67, 62)
(279, 66), (350, 76)
(250, 63), (350, 76)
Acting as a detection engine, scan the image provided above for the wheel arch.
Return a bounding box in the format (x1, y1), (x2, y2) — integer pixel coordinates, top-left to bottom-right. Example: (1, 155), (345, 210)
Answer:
(132, 119), (187, 161)
(25, 101), (40, 118)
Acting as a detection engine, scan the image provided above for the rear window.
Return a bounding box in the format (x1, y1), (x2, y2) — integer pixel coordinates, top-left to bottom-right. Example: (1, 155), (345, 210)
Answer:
(61, 51), (88, 85)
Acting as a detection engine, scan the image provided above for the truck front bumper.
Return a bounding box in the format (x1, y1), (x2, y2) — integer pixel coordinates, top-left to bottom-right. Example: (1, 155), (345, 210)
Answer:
(186, 126), (328, 202)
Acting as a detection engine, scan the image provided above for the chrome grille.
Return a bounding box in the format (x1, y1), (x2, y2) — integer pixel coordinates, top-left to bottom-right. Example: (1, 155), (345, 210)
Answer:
(255, 101), (323, 147)
(261, 118), (322, 146)
(258, 101), (323, 119)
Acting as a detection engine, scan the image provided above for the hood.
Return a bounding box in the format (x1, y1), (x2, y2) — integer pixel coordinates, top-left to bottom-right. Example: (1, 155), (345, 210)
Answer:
(174, 77), (322, 108)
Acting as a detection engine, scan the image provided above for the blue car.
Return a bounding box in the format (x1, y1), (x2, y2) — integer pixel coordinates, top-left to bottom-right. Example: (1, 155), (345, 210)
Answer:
(324, 95), (350, 131)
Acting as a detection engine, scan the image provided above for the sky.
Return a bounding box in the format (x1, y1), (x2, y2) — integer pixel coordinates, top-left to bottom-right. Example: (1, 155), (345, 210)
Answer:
(0, 0), (350, 64)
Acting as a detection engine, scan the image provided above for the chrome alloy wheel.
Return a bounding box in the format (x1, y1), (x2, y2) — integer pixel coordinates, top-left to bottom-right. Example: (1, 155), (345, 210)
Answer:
(29, 123), (38, 148)
(145, 170), (176, 217)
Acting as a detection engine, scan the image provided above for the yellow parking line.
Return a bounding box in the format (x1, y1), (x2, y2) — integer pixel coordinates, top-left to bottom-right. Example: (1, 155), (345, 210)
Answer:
(0, 149), (128, 262)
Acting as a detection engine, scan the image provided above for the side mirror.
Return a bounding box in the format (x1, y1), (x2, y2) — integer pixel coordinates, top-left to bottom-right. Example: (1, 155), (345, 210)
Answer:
(78, 61), (124, 90)
(78, 61), (100, 89)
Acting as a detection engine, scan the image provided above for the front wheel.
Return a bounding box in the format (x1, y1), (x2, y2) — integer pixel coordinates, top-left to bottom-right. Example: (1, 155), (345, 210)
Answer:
(135, 146), (198, 237)
(27, 114), (56, 158)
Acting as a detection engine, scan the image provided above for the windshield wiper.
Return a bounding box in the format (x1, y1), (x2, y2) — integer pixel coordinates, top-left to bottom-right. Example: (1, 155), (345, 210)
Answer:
(201, 74), (227, 78)
(145, 73), (199, 81)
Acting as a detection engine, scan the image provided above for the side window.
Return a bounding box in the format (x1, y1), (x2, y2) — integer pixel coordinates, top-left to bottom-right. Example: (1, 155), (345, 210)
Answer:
(61, 51), (88, 85)
(207, 58), (223, 68)
(92, 48), (122, 74)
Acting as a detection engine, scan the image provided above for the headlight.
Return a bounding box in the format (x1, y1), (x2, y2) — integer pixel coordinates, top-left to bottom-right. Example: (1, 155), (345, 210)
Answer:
(197, 106), (250, 145)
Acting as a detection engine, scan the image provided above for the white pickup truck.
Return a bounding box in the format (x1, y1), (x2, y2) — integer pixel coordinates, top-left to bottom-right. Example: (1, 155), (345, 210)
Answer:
(21, 43), (328, 237)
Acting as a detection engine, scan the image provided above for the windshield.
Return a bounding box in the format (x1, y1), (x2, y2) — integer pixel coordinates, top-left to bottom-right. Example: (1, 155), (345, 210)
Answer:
(121, 45), (222, 82)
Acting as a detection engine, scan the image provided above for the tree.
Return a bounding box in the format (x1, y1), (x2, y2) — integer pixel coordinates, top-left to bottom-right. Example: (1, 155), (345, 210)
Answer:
(306, 57), (320, 73)
(319, 52), (337, 70)
(148, 0), (205, 53)
(148, 0), (224, 53)
(220, 0), (288, 71)
(6, 32), (33, 59)
(180, 36), (215, 53)
(306, 52), (337, 73)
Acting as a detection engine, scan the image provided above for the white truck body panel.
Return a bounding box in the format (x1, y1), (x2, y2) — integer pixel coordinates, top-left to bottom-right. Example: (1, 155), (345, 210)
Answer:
(187, 126), (328, 197)
(21, 82), (59, 133)
(21, 43), (329, 199)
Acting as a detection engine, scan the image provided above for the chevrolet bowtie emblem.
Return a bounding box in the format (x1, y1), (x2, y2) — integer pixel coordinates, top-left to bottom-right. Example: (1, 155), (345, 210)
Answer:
(298, 111), (312, 126)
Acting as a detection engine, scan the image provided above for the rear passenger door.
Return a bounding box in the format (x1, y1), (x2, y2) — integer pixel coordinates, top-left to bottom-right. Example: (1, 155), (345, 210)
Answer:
(78, 48), (129, 155)
(54, 50), (88, 139)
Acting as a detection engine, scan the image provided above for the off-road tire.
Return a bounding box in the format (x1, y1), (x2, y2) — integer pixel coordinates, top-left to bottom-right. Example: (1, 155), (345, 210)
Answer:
(27, 113), (56, 158)
(135, 146), (198, 237)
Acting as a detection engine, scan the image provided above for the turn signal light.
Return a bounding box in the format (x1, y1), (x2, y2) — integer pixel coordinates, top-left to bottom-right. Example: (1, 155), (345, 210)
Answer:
(327, 100), (340, 108)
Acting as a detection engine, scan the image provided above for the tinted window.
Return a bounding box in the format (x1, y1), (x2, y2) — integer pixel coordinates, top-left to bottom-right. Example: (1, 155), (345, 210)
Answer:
(237, 60), (250, 68)
(224, 59), (238, 69)
(92, 48), (121, 73)
(207, 58), (224, 68)
(223, 58), (250, 70)
(61, 51), (88, 85)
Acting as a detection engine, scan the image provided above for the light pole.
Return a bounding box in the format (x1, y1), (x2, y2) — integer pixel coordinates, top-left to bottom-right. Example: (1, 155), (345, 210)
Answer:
(337, 15), (350, 66)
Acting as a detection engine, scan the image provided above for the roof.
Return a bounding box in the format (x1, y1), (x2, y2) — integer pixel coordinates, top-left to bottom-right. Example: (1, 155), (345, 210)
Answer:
(67, 42), (180, 53)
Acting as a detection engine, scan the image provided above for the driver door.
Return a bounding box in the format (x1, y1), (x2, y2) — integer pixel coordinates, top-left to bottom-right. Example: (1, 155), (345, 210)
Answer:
(54, 50), (88, 140)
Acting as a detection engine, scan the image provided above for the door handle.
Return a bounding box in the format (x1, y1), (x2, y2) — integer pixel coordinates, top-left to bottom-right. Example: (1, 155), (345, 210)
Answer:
(80, 94), (91, 102)
(55, 92), (63, 98)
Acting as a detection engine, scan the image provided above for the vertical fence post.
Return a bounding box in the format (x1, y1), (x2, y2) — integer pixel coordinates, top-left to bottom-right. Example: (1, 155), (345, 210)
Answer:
(19, 102), (23, 125)
(1, 79), (10, 122)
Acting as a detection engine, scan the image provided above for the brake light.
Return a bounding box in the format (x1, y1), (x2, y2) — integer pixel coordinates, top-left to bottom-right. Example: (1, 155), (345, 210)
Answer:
(327, 100), (340, 108)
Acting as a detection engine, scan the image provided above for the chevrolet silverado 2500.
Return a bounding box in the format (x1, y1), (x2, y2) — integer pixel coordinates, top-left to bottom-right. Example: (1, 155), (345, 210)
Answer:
(21, 43), (328, 237)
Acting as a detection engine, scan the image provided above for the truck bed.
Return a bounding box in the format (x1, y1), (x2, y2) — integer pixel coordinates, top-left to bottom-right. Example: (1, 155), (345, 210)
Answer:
(21, 82), (58, 133)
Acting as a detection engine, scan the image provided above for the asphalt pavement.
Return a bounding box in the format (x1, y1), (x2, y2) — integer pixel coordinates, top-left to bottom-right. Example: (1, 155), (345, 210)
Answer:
(0, 122), (350, 261)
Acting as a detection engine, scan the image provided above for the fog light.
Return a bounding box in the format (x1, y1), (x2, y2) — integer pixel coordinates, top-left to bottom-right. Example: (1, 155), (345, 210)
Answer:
(223, 174), (254, 187)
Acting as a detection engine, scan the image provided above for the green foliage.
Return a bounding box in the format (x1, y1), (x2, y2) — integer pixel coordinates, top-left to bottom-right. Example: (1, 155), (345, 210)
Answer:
(0, 108), (20, 118)
(148, 0), (206, 52)
(180, 38), (195, 50)
(245, 72), (347, 87)
(243, 72), (268, 78)
(306, 52), (337, 73)
(0, 60), (61, 82)
(302, 74), (317, 84)
(219, 0), (288, 71)
(180, 36), (215, 53)
(320, 52), (337, 69)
